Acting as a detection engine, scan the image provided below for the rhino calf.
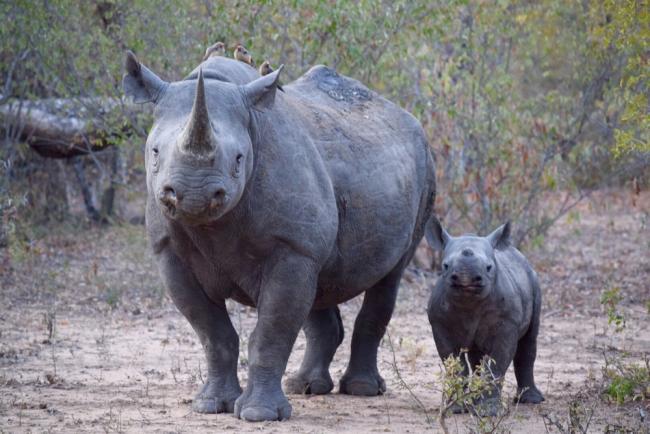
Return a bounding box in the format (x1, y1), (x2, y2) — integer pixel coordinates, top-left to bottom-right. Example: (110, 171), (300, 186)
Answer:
(425, 218), (544, 415)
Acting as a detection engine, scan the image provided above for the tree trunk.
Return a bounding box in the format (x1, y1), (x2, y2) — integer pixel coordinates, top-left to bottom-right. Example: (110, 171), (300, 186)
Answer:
(72, 157), (101, 222)
(0, 95), (149, 159)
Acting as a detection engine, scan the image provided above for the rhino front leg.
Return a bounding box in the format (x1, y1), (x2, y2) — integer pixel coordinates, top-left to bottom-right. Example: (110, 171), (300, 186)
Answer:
(431, 329), (481, 415)
(158, 251), (241, 413)
(234, 253), (317, 422)
(339, 265), (402, 396)
(285, 307), (344, 395)
(474, 336), (518, 417)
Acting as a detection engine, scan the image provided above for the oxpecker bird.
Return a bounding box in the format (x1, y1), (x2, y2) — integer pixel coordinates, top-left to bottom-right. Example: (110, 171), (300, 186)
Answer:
(203, 41), (226, 61)
(234, 44), (254, 67)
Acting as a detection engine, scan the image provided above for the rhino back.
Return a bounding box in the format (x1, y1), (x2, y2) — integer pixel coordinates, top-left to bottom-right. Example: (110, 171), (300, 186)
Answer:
(185, 56), (260, 84)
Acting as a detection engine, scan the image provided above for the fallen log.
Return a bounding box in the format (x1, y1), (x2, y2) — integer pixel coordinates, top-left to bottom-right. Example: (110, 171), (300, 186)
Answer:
(0, 94), (149, 159)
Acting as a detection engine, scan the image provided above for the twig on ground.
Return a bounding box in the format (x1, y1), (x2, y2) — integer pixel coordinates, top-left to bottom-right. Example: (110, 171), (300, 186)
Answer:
(385, 330), (433, 425)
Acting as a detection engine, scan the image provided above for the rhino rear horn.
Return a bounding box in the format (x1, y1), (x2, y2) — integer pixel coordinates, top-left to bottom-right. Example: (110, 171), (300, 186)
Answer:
(179, 69), (216, 157)
(122, 50), (167, 104)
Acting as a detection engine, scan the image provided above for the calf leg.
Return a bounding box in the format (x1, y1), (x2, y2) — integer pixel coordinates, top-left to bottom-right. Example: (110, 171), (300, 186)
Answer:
(339, 265), (403, 396)
(285, 307), (344, 395)
(435, 345), (482, 414)
(450, 349), (483, 414)
(474, 336), (517, 417)
(513, 284), (544, 404)
(158, 251), (241, 413)
(234, 253), (317, 422)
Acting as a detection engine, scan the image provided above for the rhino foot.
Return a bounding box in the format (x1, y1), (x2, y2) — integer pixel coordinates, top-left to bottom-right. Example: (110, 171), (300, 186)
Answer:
(192, 379), (242, 414)
(234, 387), (291, 422)
(515, 386), (545, 404)
(472, 396), (503, 417)
(339, 371), (386, 396)
(449, 401), (468, 414)
(285, 371), (334, 395)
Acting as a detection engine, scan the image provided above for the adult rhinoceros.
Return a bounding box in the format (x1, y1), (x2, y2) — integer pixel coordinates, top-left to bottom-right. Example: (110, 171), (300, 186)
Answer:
(123, 51), (435, 422)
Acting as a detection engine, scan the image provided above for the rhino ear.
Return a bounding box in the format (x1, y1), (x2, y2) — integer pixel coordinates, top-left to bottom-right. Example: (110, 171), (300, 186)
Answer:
(122, 50), (168, 104)
(425, 216), (450, 251)
(487, 221), (511, 250)
(243, 64), (283, 111)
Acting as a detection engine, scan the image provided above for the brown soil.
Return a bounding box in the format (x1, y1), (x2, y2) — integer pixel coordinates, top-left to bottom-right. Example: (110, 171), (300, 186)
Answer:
(1, 189), (648, 433)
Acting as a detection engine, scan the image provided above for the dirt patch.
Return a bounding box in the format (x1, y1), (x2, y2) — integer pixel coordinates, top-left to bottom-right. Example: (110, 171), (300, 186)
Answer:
(1, 190), (648, 433)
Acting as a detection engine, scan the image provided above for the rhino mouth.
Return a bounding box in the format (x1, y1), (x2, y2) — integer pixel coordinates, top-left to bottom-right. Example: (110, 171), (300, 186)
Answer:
(451, 283), (485, 294)
(159, 200), (226, 226)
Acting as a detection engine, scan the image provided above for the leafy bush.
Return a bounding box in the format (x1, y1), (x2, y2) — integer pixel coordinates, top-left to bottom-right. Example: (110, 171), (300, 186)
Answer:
(602, 355), (650, 405)
(601, 286), (626, 332)
(438, 351), (511, 433)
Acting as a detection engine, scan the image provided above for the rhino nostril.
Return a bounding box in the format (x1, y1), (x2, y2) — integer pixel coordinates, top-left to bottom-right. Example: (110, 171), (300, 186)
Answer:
(473, 275), (483, 283)
(210, 188), (226, 209)
(160, 185), (178, 207)
(450, 274), (459, 282)
(163, 186), (176, 197)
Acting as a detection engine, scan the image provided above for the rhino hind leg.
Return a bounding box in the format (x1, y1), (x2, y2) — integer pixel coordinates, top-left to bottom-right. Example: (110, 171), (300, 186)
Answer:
(339, 264), (404, 396)
(513, 285), (544, 404)
(285, 307), (344, 395)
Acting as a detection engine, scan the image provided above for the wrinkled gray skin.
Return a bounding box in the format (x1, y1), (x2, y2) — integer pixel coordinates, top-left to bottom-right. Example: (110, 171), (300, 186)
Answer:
(425, 218), (544, 416)
(123, 53), (435, 422)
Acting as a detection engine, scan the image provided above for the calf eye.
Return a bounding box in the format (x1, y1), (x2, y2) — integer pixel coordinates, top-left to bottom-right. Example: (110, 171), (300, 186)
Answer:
(152, 147), (159, 156)
(443, 263), (449, 271)
(233, 153), (244, 177)
(486, 264), (492, 272)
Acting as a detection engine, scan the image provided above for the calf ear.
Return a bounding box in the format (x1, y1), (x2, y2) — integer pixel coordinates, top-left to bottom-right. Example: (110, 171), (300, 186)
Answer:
(243, 65), (284, 111)
(122, 51), (168, 104)
(425, 216), (449, 251)
(487, 221), (511, 249)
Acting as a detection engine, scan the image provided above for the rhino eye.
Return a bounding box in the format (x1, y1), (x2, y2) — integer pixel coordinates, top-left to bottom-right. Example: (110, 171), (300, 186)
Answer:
(443, 263), (449, 271)
(236, 153), (243, 164)
(486, 264), (492, 272)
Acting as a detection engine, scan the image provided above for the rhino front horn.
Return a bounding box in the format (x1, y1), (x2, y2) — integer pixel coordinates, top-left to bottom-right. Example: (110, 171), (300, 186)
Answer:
(179, 69), (215, 157)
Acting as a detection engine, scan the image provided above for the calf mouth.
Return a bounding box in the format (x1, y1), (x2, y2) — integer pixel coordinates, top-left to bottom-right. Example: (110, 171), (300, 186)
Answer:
(450, 283), (485, 294)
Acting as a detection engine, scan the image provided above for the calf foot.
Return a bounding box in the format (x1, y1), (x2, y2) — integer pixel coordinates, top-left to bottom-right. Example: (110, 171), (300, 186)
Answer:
(192, 378), (242, 414)
(473, 396), (502, 417)
(445, 401), (468, 414)
(285, 370), (334, 395)
(515, 385), (545, 404)
(339, 370), (386, 396)
(234, 384), (292, 422)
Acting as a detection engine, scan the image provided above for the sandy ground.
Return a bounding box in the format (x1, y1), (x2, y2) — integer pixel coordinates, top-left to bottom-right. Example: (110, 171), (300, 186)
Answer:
(0, 190), (648, 433)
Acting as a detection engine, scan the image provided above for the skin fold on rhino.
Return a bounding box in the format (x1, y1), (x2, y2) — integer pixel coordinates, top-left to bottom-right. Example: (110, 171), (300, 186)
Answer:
(123, 52), (436, 422)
